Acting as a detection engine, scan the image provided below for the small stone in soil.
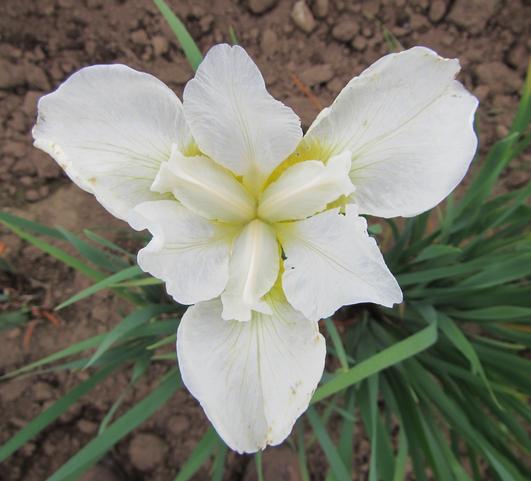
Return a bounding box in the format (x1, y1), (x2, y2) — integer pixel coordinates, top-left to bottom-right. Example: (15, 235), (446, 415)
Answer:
(475, 62), (521, 95)
(300, 64), (334, 87)
(22, 91), (41, 117)
(131, 29), (149, 46)
(20, 442), (37, 457)
(31, 150), (62, 179)
(167, 414), (191, 436)
(11, 417), (26, 429)
(0, 59), (25, 89)
(0, 157), (14, 173)
(152, 35), (169, 57)
(25, 189), (41, 202)
(410, 13), (429, 30)
(85, 39), (97, 56)
(361, 0), (380, 18)
(5, 141), (27, 159)
(60, 403), (83, 423)
(291, 1), (316, 33)
(24, 63), (50, 90)
(428, 0), (446, 23)
(496, 125), (509, 138)
(473, 85), (490, 102)
(506, 170), (530, 189)
(39, 185), (50, 198)
(199, 14), (214, 34)
(9, 111), (26, 132)
(313, 0), (329, 18)
(331, 19), (359, 43)
(32, 381), (55, 401)
(128, 432), (168, 472)
(80, 465), (120, 481)
(351, 35), (367, 51)
(327, 77), (345, 93)
(448, 0), (499, 34)
(261, 29), (279, 56)
(23, 247), (45, 266)
(361, 25), (373, 38)
(507, 44), (528, 71)
(0, 379), (27, 403)
(77, 419), (98, 434)
(20, 176), (33, 186)
(248, 0), (278, 15)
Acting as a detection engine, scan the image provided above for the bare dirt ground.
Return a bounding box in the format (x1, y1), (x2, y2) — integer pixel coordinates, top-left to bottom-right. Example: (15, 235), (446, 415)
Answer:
(1, 0), (530, 480)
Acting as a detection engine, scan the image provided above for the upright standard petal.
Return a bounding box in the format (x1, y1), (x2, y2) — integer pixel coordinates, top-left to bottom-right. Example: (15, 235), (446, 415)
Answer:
(33, 65), (193, 222)
(277, 208), (402, 321)
(258, 151), (354, 223)
(177, 291), (326, 453)
(152, 148), (256, 223)
(129, 200), (236, 305)
(183, 44), (302, 191)
(304, 47), (478, 218)
(221, 220), (280, 322)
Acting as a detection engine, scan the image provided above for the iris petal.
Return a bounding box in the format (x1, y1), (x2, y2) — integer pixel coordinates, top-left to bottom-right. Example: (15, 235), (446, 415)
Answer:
(177, 290), (326, 453)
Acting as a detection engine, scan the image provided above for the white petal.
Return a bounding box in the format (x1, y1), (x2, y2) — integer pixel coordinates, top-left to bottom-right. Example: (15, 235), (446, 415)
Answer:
(258, 151), (354, 222)
(304, 47), (478, 218)
(129, 200), (236, 305)
(177, 291), (326, 453)
(277, 208), (402, 321)
(33, 65), (193, 222)
(183, 44), (302, 191)
(152, 148), (256, 223)
(221, 219), (280, 322)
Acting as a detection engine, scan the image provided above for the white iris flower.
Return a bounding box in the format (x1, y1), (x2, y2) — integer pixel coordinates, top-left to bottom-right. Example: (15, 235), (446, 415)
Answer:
(33, 44), (477, 453)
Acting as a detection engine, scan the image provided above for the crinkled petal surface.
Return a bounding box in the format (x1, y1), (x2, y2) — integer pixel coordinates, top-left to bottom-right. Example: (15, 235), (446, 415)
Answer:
(183, 44), (302, 191)
(152, 149), (256, 223)
(277, 208), (402, 321)
(177, 292), (326, 453)
(221, 220), (280, 322)
(258, 151), (354, 223)
(129, 200), (236, 305)
(33, 64), (193, 222)
(304, 46), (478, 218)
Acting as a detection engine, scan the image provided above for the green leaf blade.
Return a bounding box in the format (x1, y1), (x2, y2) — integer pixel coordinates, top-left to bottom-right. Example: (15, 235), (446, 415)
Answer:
(153, 0), (203, 71)
(312, 322), (437, 403)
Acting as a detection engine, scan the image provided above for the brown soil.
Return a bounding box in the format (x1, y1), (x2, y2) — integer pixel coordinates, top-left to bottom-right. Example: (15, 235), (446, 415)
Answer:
(0, 1), (529, 480)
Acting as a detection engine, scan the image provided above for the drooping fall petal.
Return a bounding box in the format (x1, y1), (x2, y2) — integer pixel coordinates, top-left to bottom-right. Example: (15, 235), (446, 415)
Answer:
(177, 291), (326, 453)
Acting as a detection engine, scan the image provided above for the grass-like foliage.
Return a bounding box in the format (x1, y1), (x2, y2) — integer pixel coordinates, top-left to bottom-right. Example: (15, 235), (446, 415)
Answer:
(1, 2), (530, 479)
